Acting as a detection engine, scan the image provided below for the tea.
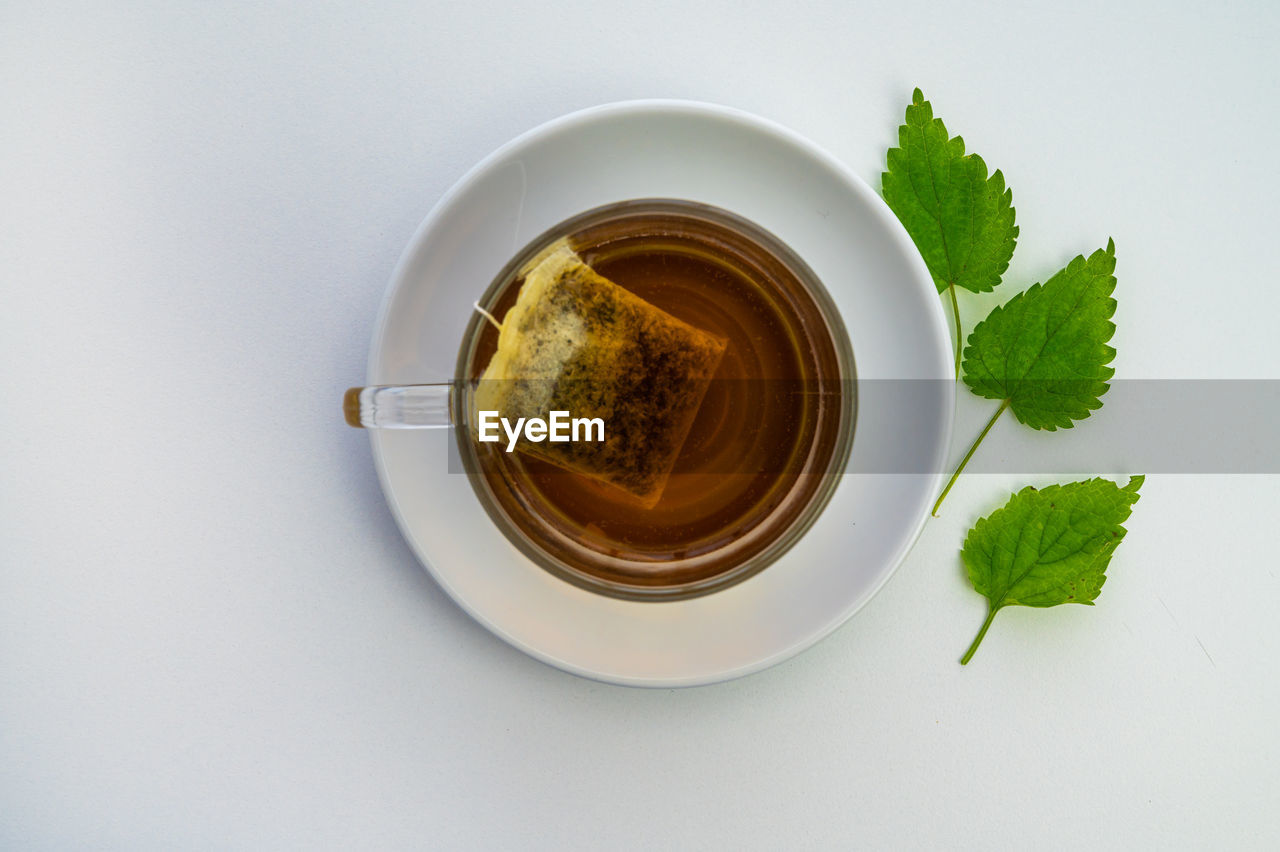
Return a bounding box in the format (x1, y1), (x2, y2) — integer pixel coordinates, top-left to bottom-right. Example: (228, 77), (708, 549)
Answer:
(458, 200), (852, 599)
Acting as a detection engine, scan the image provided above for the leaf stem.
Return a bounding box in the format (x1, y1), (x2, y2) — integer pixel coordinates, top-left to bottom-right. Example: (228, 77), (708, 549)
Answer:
(948, 283), (962, 379)
(932, 399), (1009, 516)
(960, 605), (999, 665)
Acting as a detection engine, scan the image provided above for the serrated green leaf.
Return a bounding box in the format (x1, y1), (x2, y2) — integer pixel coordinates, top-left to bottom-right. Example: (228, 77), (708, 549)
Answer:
(962, 240), (1118, 430)
(932, 241), (1122, 516)
(882, 88), (1018, 296)
(959, 475), (1143, 664)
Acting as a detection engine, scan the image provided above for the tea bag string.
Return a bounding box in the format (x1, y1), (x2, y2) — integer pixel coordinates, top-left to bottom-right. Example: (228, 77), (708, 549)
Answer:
(473, 302), (503, 332)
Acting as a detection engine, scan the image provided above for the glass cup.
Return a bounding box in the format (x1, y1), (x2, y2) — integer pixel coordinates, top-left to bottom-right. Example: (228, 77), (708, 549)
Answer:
(345, 199), (855, 601)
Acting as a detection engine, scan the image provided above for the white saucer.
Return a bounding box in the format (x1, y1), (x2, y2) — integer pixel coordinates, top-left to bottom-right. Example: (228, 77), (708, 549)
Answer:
(366, 101), (953, 687)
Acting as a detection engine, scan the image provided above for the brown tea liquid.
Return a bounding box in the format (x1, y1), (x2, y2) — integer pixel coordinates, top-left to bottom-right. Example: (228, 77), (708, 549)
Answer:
(461, 201), (851, 597)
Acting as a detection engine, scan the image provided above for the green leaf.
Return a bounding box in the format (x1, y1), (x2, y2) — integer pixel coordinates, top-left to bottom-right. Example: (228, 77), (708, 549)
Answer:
(962, 240), (1118, 430)
(959, 475), (1144, 664)
(882, 88), (1018, 294)
(931, 241), (1121, 516)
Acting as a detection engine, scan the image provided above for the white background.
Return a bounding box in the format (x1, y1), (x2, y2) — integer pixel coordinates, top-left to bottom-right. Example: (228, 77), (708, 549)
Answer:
(3, 1), (1278, 848)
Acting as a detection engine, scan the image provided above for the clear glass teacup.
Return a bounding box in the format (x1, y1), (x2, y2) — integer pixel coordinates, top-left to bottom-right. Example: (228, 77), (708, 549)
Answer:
(345, 199), (855, 601)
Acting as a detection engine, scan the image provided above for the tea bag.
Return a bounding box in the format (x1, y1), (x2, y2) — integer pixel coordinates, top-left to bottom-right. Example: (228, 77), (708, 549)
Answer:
(473, 238), (727, 507)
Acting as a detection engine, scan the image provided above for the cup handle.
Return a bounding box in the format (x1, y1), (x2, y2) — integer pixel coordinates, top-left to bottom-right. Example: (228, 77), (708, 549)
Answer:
(343, 384), (454, 429)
